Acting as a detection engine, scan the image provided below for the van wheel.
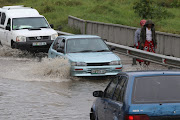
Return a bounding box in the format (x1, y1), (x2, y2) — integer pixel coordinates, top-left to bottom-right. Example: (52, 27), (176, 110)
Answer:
(12, 42), (17, 49)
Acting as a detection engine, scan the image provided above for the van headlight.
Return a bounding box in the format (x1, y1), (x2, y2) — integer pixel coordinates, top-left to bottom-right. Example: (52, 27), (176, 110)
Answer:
(109, 60), (121, 65)
(51, 33), (58, 40)
(71, 62), (87, 66)
(16, 36), (26, 42)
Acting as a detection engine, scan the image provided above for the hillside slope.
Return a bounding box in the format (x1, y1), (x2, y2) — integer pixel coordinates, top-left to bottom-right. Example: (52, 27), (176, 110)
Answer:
(1, 0), (180, 34)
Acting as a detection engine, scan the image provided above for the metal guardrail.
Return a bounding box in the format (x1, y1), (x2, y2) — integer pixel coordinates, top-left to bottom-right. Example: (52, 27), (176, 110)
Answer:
(106, 42), (180, 69)
(56, 31), (74, 36)
(56, 30), (180, 69)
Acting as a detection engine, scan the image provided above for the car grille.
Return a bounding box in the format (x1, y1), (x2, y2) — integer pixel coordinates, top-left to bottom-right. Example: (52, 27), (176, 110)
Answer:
(27, 36), (50, 41)
(150, 116), (180, 120)
(87, 62), (109, 66)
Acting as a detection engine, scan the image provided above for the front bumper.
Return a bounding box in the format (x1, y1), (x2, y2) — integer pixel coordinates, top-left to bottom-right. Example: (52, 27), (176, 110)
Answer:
(70, 65), (123, 76)
(15, 40), (53, 52)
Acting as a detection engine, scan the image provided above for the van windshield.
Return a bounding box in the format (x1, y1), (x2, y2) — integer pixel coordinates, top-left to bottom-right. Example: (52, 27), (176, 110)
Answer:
(132, 75), (180, 104)
(12, 17), (49, 30)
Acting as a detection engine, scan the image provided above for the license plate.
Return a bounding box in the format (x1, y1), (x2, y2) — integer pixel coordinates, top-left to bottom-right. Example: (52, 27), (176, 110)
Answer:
(32, 42), (47, 46)
(91, 69), (106, 74)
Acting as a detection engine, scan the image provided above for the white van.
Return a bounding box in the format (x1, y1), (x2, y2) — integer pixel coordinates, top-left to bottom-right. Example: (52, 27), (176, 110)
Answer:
(0, 5), (58, 52)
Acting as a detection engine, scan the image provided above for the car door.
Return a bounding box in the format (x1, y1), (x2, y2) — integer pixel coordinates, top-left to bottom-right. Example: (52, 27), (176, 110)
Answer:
(0, 12), (6, 45)
(50, 37), (65, 58)
(5, 18), (12, 46)
(105, 76), (128, 120)
(96, 78), (119, 120)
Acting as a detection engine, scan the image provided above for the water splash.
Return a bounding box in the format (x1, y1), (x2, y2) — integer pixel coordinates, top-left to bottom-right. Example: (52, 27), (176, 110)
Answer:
(32, 58), (71, 79)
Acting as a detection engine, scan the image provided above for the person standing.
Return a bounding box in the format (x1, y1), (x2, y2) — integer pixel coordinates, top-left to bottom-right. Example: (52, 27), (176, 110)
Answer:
(140, 20), (157, 65)
(133, 19), (146, 65)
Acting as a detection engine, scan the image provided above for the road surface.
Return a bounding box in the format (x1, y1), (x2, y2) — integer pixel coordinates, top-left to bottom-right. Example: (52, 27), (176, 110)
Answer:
(0, 46), (174, 120)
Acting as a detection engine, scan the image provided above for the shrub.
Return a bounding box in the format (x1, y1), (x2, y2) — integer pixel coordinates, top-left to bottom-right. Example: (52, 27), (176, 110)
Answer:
(133, 0), (172, 19)
(156, 0), (180, 8)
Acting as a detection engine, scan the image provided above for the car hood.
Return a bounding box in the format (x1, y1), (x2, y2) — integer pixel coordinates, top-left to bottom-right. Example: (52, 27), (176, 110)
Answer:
(13, 28), (57, 37)
(66, 52), (120, 63)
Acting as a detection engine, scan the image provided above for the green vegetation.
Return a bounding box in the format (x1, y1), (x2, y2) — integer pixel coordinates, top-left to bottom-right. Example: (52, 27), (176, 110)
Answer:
(1, 0), (180, 34)
(133, 0), (171, 19)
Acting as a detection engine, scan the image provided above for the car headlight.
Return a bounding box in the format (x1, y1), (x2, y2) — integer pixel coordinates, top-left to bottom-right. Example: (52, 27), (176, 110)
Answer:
(71, 62), (87, 66)
(16, 36), (26, 42)
(109, 60), (121, 65)
(51, 33), (58, 40)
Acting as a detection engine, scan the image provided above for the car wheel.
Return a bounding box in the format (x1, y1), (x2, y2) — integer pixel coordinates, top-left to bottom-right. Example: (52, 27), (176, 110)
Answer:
(12, 42), (17, 49)
(90, 112), (98, 120)
(0, 41), (2, 46)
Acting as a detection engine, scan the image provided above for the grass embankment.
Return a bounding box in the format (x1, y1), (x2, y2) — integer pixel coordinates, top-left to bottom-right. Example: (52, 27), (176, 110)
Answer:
(1, 0), (180, 34)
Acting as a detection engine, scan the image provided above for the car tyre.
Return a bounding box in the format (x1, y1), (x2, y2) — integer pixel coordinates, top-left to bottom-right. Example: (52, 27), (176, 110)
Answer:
(0, 41), (2, 46)
(12, 42), (17, 49)
(90, 112), (98, 120)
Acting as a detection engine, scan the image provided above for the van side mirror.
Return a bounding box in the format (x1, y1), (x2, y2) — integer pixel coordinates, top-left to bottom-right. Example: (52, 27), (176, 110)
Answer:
(93, 91), (104, 97)
(50, 24), (54, 28)
(6, 25), (11, 31)
(57, 48), (64, 53)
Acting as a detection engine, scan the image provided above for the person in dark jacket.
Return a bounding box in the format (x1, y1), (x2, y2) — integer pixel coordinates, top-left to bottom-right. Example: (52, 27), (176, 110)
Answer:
(140, 20), (157, 65)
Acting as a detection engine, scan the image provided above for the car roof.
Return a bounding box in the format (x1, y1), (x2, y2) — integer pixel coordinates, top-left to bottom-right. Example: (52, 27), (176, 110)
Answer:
(118, 70), (180, 77)
(0, 6), (41, 18)
(58, 35), (101, 40)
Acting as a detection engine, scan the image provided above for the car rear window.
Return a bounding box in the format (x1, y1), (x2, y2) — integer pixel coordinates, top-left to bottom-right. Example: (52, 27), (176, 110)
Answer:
(132, 75), (180, 104)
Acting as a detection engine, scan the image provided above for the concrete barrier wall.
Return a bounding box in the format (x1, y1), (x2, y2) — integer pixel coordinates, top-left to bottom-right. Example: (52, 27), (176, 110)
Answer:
(68, 15), (180, 57)
(68, 16), (86, 34)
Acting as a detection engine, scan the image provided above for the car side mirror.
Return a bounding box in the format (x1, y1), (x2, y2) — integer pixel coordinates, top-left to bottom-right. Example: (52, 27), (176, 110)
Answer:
(57, 48), (64, 53)
(103, 39), (107, 42)
(93, 91), (104, 97)
(110, 47), (115, 51)
(6, 25), (11, 31)
(50, 24), (54, 28)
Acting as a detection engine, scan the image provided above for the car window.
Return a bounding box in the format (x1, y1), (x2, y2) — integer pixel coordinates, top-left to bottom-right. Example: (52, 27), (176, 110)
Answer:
(7, 18), (11, 27)
(132, 75), (180, 104)
(113, 76), (127, 102)
(53, 38), (63, 50)
(1, 13), (6, 25)
(104, 78), (118, 99)
(0, 12), (1, 22)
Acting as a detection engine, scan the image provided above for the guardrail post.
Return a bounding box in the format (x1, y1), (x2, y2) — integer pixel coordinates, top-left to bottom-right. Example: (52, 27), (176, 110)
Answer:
(132, 58), (137, 65)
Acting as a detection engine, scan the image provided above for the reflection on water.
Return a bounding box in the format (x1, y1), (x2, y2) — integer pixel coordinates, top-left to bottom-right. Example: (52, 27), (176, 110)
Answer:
(0, 77), (109, 120)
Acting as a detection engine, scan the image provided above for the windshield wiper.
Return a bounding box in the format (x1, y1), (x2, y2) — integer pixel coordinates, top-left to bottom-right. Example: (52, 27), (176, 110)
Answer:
(96, 50), (110, 52)
(73, 50), (95, 53)
(28, 28), (41, 30)
(39, 26), (49, 28)
(14, 28), (29, 30)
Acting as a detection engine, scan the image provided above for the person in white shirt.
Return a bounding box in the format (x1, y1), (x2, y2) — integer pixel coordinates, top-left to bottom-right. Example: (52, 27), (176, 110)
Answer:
(140, 20), (157, 65)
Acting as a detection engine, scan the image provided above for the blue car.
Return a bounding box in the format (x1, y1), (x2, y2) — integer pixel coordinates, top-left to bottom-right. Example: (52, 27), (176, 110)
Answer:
(90, 71), (180, 120)
(48, 35), (122, 76)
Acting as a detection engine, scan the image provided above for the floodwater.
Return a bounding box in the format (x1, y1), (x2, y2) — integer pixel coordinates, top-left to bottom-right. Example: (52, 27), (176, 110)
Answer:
(0, 46), (173, 120)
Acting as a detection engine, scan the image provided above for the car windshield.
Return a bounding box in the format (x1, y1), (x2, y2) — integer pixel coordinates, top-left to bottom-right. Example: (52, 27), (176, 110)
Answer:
(66, 38), (110, 53)
(12, 17), (49, 30)
(132, 75), (180, 104)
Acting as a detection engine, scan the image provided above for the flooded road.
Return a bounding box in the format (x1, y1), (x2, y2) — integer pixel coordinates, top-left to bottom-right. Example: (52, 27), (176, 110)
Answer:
(0, 46), (173, 120)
